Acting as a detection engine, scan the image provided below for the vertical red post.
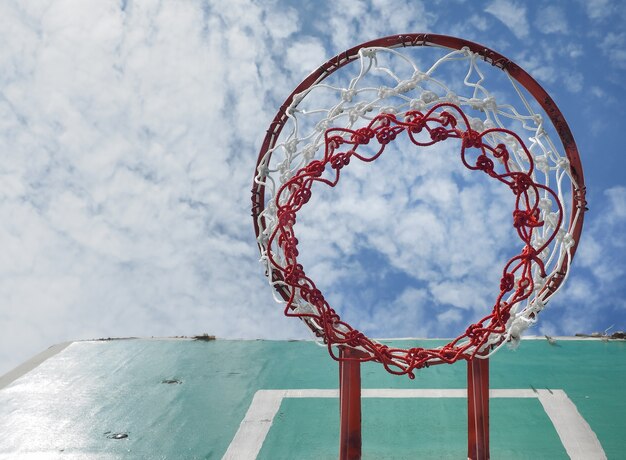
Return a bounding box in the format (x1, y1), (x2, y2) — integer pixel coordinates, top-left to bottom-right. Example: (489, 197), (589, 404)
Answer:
(467, 356), (490, 460)
(339, 347), (362, 460)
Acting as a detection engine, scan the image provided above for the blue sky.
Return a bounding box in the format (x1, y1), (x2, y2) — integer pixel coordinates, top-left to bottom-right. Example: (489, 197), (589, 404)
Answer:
(0, 0), (624, 375)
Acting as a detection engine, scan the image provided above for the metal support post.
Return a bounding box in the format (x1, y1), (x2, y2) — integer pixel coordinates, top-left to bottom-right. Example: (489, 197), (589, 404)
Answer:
(467, 356), (490, 460)
(339, 347), (362, 460)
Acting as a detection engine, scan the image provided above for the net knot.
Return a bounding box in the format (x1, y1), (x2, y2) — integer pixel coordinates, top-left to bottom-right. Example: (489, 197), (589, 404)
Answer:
(293, 187), (312, 206)
(361, 48), (376, 58)
(476, 154), (495, 174)
(497, 309), (511, 325)
(556, 157), (569, 169)
(462, 129), (482, 148)
(305, 160), (326, 177)
(316, 119), (329, 132)
(330, 151), (352, 170)
(302, 287), (325, 306)
(438, 111), (457, 128)
(468, 98), (484, 110)
(378, 86), (396, 99)
(510, 173), (532, 194)
(409, 99), (426, 111)
(346, 330), (365, 347)
(408, 347), (427, 360)
(535, 155), (550, 172)
(282, 243), (299, 261)
(405, 111), (425, 133)
(395, 79), (417, 93)
(379, 106), (398, 115)
(341, 89), (356, 102)
(521, 245), (547, 277)
(521, 244), (537, 258)
(348, 102), (370, 122)
(493, 144), (509, 161)
(257, 165), (270, 178)
(327, 135), (344, 150)
(562, 232), (575, 248)
(430, 127), (449, 142)
(465, 323), (483, 339)
(445, 92), (460, 106)
(421, 91), (438, 104)
(483, 96), (497, 110)
(284, 263), (304, 285)
(513, 209), (543, 229)
(500, 272), (515, 292)
(376, 344), (392, 358)
(351, 127), (375, 145)
(440, 347), (458, 361)
(278, 209), (296, 227)
(285, 139), (298, 154)
(533, 298), (546, 311)
(376, 127), (398, 145)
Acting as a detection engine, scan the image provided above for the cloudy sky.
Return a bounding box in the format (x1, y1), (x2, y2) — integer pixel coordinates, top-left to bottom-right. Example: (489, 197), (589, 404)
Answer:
(1, 0), (625, 375)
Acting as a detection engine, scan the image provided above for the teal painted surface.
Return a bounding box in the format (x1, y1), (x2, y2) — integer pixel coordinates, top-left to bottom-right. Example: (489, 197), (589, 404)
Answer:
(0, 338), (624, 459)
(258, 398), (568, 460)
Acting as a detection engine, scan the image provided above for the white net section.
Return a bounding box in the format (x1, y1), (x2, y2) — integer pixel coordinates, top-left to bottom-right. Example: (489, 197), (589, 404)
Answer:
(254, 45), (583, 359)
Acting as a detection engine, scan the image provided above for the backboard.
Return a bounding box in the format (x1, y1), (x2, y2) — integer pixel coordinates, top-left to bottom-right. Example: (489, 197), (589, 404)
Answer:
(0, 338), (623, 459)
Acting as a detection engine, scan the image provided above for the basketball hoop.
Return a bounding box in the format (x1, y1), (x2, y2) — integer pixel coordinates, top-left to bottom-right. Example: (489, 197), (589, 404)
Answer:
(251, 34), (586, 379)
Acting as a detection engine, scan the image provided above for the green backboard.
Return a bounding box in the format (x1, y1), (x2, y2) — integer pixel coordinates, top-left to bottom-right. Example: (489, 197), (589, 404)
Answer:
(0, 338), (624, 459)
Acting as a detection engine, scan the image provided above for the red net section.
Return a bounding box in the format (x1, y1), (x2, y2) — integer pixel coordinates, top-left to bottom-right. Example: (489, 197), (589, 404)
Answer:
(267, 103), (563, 378)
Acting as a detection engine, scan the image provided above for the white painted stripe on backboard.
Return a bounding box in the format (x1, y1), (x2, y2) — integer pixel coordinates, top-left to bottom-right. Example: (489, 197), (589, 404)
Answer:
(221, 390), (286, 460)
(281, 388), (538, 398)
(536, 389), (607, 460)
(222, 388), (606, 460)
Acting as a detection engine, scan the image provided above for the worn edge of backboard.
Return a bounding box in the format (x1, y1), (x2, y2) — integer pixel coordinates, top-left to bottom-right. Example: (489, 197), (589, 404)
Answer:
(0, 342), (73, 390)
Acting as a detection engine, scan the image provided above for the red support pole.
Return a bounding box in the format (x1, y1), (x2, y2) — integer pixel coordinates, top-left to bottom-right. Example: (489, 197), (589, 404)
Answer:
(467, 356), (490, 460)
(339, 347), (362, 460)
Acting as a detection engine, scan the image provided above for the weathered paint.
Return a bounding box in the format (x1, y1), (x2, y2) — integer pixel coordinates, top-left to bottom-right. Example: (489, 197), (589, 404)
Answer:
(0, 338), (624, 459)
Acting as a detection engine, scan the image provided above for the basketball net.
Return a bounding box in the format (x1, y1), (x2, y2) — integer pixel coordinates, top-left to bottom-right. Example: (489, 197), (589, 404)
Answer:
(253, 40), (585, 377)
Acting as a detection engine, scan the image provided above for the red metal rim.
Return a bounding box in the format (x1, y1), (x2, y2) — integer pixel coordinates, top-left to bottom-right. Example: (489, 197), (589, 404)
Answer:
(251, 34), (586, 376)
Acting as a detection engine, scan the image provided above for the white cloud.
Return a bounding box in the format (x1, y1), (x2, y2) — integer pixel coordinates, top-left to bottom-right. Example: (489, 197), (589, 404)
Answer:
(0, 0), (313, 374)
(535, 5), (569, 34)
(316, 0), (435, 51)
(264, 6), (300, 41)
(604, 186), (626, 223)
(437, 308), (463, 327)
(485, 0), (529, 39)
(584, 0), (613, 21)
(563, 72), (584, 93)
(285, 37), (328, 79)
(561, 186), (626, 333)
(429, 280), (491, 312)
(469, 15), (489, 32)
(0, 0), (623, 376)
(601, 32), (625, 48)
(515, 53), (557, 83)
(600, 32), (626, 69)
(590, 86), (606, 98)
(563, 43), (584, 59)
